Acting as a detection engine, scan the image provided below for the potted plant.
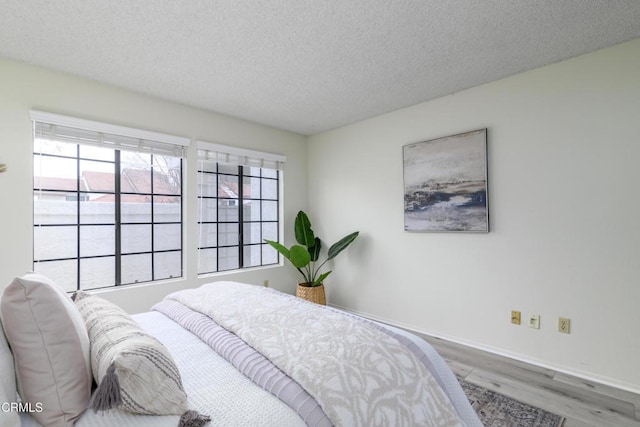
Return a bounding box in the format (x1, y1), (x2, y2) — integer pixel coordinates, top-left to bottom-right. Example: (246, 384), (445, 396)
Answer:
(265, 210), (359, 304)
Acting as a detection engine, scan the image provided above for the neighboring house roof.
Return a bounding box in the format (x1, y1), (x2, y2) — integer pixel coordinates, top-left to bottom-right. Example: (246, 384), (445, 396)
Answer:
(91, 194), (152, 203)
(122, 168), (180, 195)
(33, 176), (87, 192)
(217, 182), (253, 199)
(35, 168), (256, 202)
(218, 182), (237, 198)
(34, 169), (180, 195)
(81, 171), (116, 192)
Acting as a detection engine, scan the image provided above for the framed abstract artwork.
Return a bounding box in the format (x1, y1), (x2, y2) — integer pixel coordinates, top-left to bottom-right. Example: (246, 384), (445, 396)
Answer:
(403, 129), (488, 232)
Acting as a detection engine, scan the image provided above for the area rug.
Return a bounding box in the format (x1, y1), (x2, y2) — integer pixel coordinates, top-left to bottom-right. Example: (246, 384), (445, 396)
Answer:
(459, 379), (564, 427)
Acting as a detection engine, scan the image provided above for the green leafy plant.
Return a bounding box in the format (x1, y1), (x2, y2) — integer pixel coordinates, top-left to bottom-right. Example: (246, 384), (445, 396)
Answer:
(265, 210), (359, 287)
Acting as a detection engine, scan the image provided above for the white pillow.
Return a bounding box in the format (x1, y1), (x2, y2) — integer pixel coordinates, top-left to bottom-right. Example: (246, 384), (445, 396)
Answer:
(0, 321), (16, 400)
(0, 387), (20, 427)
(0, 274), (92, 427)
(0, 321), (20, 427)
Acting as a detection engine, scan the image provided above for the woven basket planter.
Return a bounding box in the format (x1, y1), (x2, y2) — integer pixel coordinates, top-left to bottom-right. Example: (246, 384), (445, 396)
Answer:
(296, 283), (326, 305)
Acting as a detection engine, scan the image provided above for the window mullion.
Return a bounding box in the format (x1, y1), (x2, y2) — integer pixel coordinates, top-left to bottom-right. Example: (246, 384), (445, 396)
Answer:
(216, 166), (220, 271)
(150, 155), (155, 282)
(115, 150), (122, 286)
(238, 165), (244, 268)
(261, 170), (265, 266)
(179, 158), (184, 280)
(75, 145), (81, 291)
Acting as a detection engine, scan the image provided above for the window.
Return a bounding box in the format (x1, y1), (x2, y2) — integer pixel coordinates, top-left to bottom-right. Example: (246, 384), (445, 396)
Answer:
(197, 141), (285, 275)
(31, 111), (189, 292)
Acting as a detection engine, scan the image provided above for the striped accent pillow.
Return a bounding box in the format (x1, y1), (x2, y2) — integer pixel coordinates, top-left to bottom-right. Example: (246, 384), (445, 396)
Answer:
(73, 291), (188, 416)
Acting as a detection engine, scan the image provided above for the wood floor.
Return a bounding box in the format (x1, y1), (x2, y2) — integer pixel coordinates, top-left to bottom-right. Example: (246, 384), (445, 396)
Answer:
(417, 334), (640, 427)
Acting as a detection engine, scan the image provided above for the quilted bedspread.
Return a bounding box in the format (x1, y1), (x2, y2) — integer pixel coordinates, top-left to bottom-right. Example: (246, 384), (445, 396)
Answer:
(159, 281), (464, 427)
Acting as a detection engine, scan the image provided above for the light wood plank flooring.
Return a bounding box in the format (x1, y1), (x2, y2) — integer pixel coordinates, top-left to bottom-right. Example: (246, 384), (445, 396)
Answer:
(417, 334), (640, 427)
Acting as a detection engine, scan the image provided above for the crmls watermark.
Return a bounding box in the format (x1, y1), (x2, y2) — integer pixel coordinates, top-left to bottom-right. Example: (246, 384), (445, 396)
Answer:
(1, 401), (43, 413)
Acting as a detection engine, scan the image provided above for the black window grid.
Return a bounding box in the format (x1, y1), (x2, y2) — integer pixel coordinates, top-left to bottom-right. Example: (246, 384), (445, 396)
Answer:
(197, 164), (280, 275)
(33, 146), (183, 290)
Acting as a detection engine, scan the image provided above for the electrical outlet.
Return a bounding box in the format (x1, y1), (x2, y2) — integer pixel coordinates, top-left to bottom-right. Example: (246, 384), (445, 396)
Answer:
(528, 314), (540, 329)
(511, 310), (521, 325)
(263, 280), (269, 287)
(558, 317), (570, 334)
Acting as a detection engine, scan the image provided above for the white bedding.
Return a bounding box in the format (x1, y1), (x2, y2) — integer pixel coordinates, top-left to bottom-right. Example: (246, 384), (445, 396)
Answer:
(372, 322), (481, 426)
(15, 283), (481, 427)
(19, 311), (306, 427)
(162, 282), (474, 427)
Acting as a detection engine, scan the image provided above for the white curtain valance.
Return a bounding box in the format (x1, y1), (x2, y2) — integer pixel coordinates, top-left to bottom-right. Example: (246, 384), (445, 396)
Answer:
(197, 140), (286, 171)
(31, 110), (190, 158)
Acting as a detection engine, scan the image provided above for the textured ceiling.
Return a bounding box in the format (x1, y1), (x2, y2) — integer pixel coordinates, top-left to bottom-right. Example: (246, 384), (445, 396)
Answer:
(1, 1), (640, 135)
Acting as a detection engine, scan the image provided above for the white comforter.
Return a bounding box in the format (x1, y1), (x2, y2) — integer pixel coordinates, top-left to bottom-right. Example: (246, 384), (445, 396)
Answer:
(163, 282), (467, 427)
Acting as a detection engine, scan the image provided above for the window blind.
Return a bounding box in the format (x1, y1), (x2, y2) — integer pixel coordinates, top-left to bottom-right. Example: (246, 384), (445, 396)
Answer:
(30, 110), (190, 158)
(197, 140), (286, 171)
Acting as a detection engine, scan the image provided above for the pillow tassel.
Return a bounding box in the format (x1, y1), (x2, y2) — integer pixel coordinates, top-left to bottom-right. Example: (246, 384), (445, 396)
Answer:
(90, 362), (122, 412)
(178, 410), (211, 427)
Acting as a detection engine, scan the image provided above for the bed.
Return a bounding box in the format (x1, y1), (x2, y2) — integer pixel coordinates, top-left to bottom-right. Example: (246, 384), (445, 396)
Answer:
(1, 275), (481, 427)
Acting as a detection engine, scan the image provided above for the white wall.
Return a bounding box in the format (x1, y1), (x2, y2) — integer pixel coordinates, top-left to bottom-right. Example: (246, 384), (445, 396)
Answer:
(0, 57), (307, 312)
(2, 39), (639, 393)
(308, 39), (640, 392)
